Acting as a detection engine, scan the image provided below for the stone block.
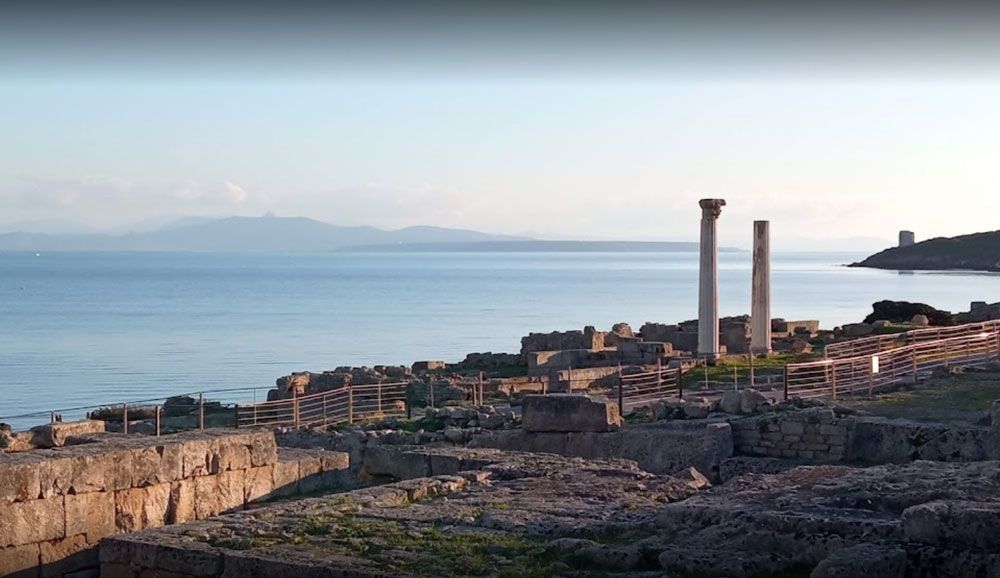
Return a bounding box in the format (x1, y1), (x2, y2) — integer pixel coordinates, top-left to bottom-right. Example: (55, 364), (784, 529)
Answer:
(114, 488), (145, 533)
(819, 424), (847, 437)
(39, 534), (95, 577)
(739, 389), (767, 414)
(158, 443), (184, 483)
(522, 394), (622, 432)
(0, 459), (42, 504)
(153, 543), (225, 576)
(318, 451), (350, 472)
(242, 465), (272, 504)
(41, 449), (133, 497)
(0, 497), (65, 547)
(270, 459), (301, 498)
(181, 439), (214, 478)
(114, 483), (170, 532)
(100, 447), (135, 492)
(144, 483), (172, 528)
(682, 402), (712, 419)
(167, 480), (196, 525)
(247, 433), (278, 467)
(361, 445), (433, 480)
(98, 563), (134, 578)
(296, 454), (322, 479)
(780, 421), (805, 435)
(194, 469), (244, 519)
(213, 437), (252, 472)
(902, 500), (1000, 551)
(0, 543), (40, 577)
(810, 543), (905, 578)
(130, 446), (164, 488)
(29, 420), (105, 449)
(66, 491), (116, 542)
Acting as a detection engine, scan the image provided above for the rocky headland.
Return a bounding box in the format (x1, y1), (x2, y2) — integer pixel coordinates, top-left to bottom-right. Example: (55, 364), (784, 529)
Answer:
(850, 230), (1000, 272)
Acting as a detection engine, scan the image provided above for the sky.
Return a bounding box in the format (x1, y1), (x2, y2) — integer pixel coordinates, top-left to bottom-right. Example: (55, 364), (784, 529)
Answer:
(2, 1), (1000, 250)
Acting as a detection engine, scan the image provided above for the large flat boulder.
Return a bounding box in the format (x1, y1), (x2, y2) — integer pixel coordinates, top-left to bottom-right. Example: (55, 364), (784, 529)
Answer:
(522, 394), (622, 433)
(29, 420), (105, 448)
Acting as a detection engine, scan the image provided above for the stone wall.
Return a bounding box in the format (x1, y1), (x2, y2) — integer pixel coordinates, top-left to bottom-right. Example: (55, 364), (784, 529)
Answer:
(470, 421), (733, 482)
(731, 408), (1000, 465)
(0, 429), (350, 578)
(520, 326), (605, 357)
(730, 408), (848, 462)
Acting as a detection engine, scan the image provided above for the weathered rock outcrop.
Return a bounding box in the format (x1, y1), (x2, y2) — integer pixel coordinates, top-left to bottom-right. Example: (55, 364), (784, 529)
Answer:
(862, 300), (954, 326)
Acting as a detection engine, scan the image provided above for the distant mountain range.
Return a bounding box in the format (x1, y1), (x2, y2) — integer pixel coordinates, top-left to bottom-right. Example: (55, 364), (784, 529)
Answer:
(346, 240), (722, 252)
(850, 230), (1000, 272)
(0, 216), (722, 253)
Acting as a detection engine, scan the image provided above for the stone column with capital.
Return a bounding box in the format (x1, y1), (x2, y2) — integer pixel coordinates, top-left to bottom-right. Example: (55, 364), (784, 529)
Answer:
(698, 198), (726, 361)
(751, 220), (772, 355)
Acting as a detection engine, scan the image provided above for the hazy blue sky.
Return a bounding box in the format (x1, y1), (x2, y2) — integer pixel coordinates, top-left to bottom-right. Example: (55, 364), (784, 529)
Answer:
(3, 1), (1000, 249)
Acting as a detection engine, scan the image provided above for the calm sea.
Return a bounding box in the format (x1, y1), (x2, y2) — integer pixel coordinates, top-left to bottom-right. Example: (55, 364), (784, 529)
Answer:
(2, 251), (999, 427)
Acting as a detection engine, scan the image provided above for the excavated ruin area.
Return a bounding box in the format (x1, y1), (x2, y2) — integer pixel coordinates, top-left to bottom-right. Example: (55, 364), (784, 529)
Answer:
(102, 446), (1000, 578)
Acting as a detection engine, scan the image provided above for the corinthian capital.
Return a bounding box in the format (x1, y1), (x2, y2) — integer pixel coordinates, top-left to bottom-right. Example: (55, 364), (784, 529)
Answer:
(699, 198), (726, 219)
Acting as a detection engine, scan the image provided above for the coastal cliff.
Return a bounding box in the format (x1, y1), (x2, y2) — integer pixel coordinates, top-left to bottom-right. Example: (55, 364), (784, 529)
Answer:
(850, 230), (1000, 272)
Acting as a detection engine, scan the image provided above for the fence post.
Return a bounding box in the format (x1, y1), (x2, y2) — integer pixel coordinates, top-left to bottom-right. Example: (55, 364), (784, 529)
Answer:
(704, 358), (709, 389)
(406, 383), (413, 420)
(377, 383), (383, 415)
(234, 404), (240, 429)
(749, 354), (755, 389)
(617, 366), (624, 416)
(831, 365), (838, 401)
(198, 393), (205, 430)
(733, 365), (738, 391)
(783, 365), (789, 401)
(567, 366), (573, 393)
(656, 358), (663, 393)
(478, 371), (484, 406)
(322, 393), (328, 424)
(123, 404), (129, 435)
(868, 358), (875, 398)
(155, 405), (161, 437)
(293, 390), (300, 428)
(348, 386), (354, 424)
(50, 411), (55, 425)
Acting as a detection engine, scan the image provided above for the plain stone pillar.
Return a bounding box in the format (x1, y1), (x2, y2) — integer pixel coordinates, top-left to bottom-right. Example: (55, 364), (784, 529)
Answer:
(698, 199), (726, 361)
(751, 220), (772, 354)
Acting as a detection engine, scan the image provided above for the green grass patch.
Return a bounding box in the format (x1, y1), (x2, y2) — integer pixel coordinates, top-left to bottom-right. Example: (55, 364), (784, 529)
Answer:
(838, 371), (1000, 424)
